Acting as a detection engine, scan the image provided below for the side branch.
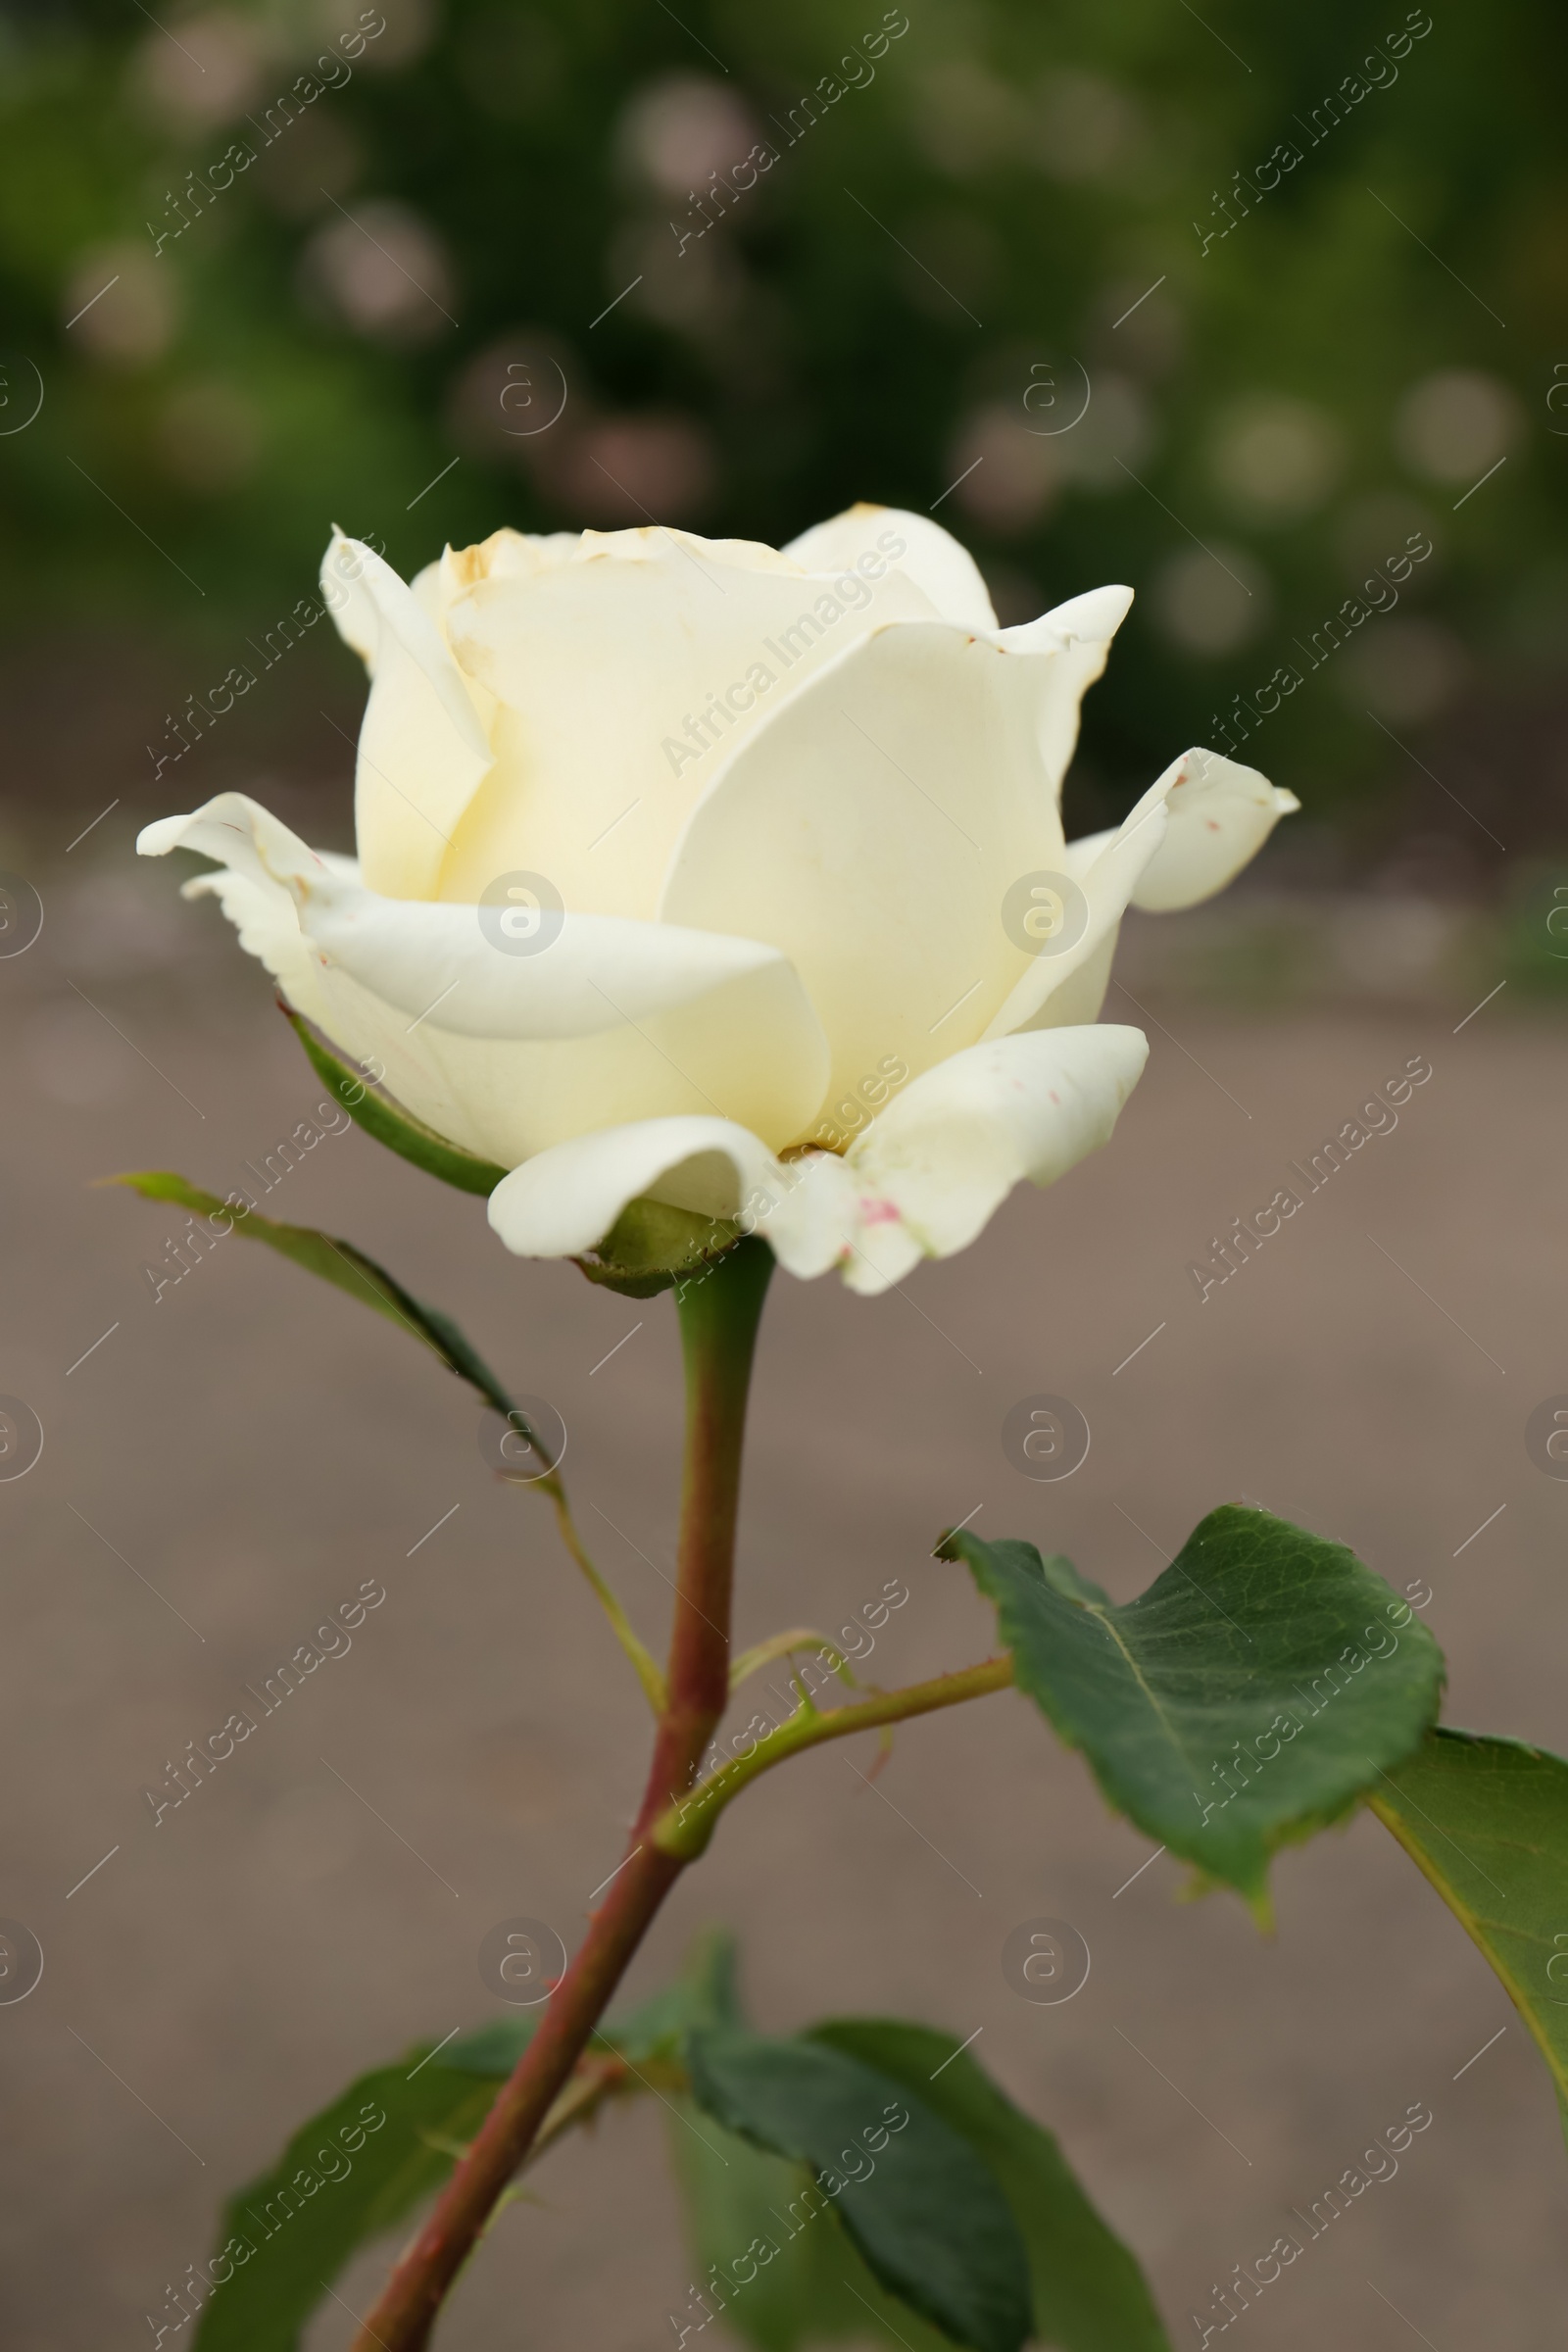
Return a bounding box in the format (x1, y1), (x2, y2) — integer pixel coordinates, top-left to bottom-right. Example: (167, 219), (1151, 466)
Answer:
(652, 1654), (1016, 1859)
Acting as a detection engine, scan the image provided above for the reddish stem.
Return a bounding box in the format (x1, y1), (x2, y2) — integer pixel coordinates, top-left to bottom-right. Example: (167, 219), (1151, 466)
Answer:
(349, 1241), (773, 2352)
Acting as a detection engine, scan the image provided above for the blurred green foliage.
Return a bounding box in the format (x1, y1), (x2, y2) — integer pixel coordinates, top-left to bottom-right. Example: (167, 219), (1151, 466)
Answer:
(1502, 864), (1568, 994)
(1, 0), (1564, 849)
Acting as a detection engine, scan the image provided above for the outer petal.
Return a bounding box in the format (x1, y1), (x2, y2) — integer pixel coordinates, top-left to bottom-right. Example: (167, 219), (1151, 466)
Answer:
(661, 617), (1123, 1119)
(436, 529), (935, 921)
(488, 1115), (778, 1258)
(176, 863), (330, 1026)
(138, 794), (831, 1164)
(994, 748), (1298, 1035)
(827, 1025), (1150, 1294)
(319, 533), (496, 903)
(784, 503), (998, 632)
(996, 584), (1133, 794)
(1123, 748), (1298, 912)
(487, 1113), (867, 1283)
(1062, 749), (1298, 916)
(980, 771), (1168, 1043)
(486, 1027), (1148, 1297)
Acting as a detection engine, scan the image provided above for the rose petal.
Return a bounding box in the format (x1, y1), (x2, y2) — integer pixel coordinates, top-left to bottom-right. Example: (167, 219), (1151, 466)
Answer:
(486, 1026), (1149, 1296)
(997, 584), (1134, 792)
(486, 1115), (786, 1260)
(662, 615), (1132, 1119)
(981, 771), (1171, 1041)
(992, 747), (1298, 1035)
(438, 528), (932, 920)
(138, 793), (831, 1163)
(320, 533), (495, 902)
(784, 502), (998, 631)
(831, 1024), (1151, 1294)
(1129, 747), (1299, 912)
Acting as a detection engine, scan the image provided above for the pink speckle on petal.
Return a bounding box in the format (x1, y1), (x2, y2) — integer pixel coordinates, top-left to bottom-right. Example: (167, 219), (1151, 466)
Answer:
(858, 1198), (902, 1226)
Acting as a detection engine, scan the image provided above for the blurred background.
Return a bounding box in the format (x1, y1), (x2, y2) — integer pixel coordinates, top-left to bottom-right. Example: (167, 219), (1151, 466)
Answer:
(3, 0), (1568, 931)
(2, 1), (1567, 2348)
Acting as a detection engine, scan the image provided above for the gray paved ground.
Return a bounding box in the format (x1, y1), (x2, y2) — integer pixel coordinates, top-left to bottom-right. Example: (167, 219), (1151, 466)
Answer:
(1, 842), (1564, 2349)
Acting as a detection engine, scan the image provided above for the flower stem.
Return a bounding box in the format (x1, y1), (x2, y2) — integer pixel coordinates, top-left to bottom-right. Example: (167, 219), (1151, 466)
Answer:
(348, 1240), (773, 2352)
(637, 1239), (774, 1832)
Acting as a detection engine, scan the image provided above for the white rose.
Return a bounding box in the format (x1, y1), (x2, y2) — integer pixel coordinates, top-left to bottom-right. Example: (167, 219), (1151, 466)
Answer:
(139, 506), (1296, 1294)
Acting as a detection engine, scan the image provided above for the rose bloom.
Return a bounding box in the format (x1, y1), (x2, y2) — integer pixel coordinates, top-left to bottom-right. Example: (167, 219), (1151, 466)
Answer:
(141, 508), (1296, 1292)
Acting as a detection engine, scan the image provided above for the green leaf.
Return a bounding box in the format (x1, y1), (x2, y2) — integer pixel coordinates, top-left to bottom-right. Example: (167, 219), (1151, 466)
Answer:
(601, 1925), (744, 2055)
(575, 1197), (741, 1299)
(189, 1938), (748, 2349)
(1371, 1728), (1568, 2127)
(191, 2048), (501, 2351)
(811, 2022), (1172, 2352)
(283, 1006), (507, 1196)
(111, 1171), (529, 1431)
(664, 1947), (959, 2352)
(665, 2101), (961, 2352)
(686, 2025), (1032, 2352)
(941, 1506), (1444, 1912)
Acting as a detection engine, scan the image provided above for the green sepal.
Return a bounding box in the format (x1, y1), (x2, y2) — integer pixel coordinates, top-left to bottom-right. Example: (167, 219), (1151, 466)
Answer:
(574, 1196), (741, 1298)
(283, 1005), (507, 1196)
(111, 1170), (532, 1434)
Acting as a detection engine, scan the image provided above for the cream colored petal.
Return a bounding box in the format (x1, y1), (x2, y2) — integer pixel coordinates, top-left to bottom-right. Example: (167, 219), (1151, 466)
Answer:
(176, 866), (329, 1025)
(1006, 925), (1122, 1033)
(298, 882), (805, 1043)
(999, 583), (1134, 652)
(320, 524), (379, 669)
(997, 583), (1134, 791)
(784, 503), (996, 631)
(1123, 747), (1298, 911)
(662, 619), (1094, 1116)
(438, 531), (932, 920)
(139, 791), (329, 897)
(569, 525), (802, 575)
(139, 791), (808, 1037)
(485, 1114), (872, 1284)
(438, 527), (582, 595)
(982, 758), (1187, 1039)
(387, 973), (829, 1163)
(486, 1115), (782, 1259)
(987, 802), (1148, 1036)
(993, 745), (1298, 1035)
(139, 792), (830, 1164)
(409, 555), (448, 628)
(827, 1025), (1151, 1296)
(319, 532), (496, 903)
